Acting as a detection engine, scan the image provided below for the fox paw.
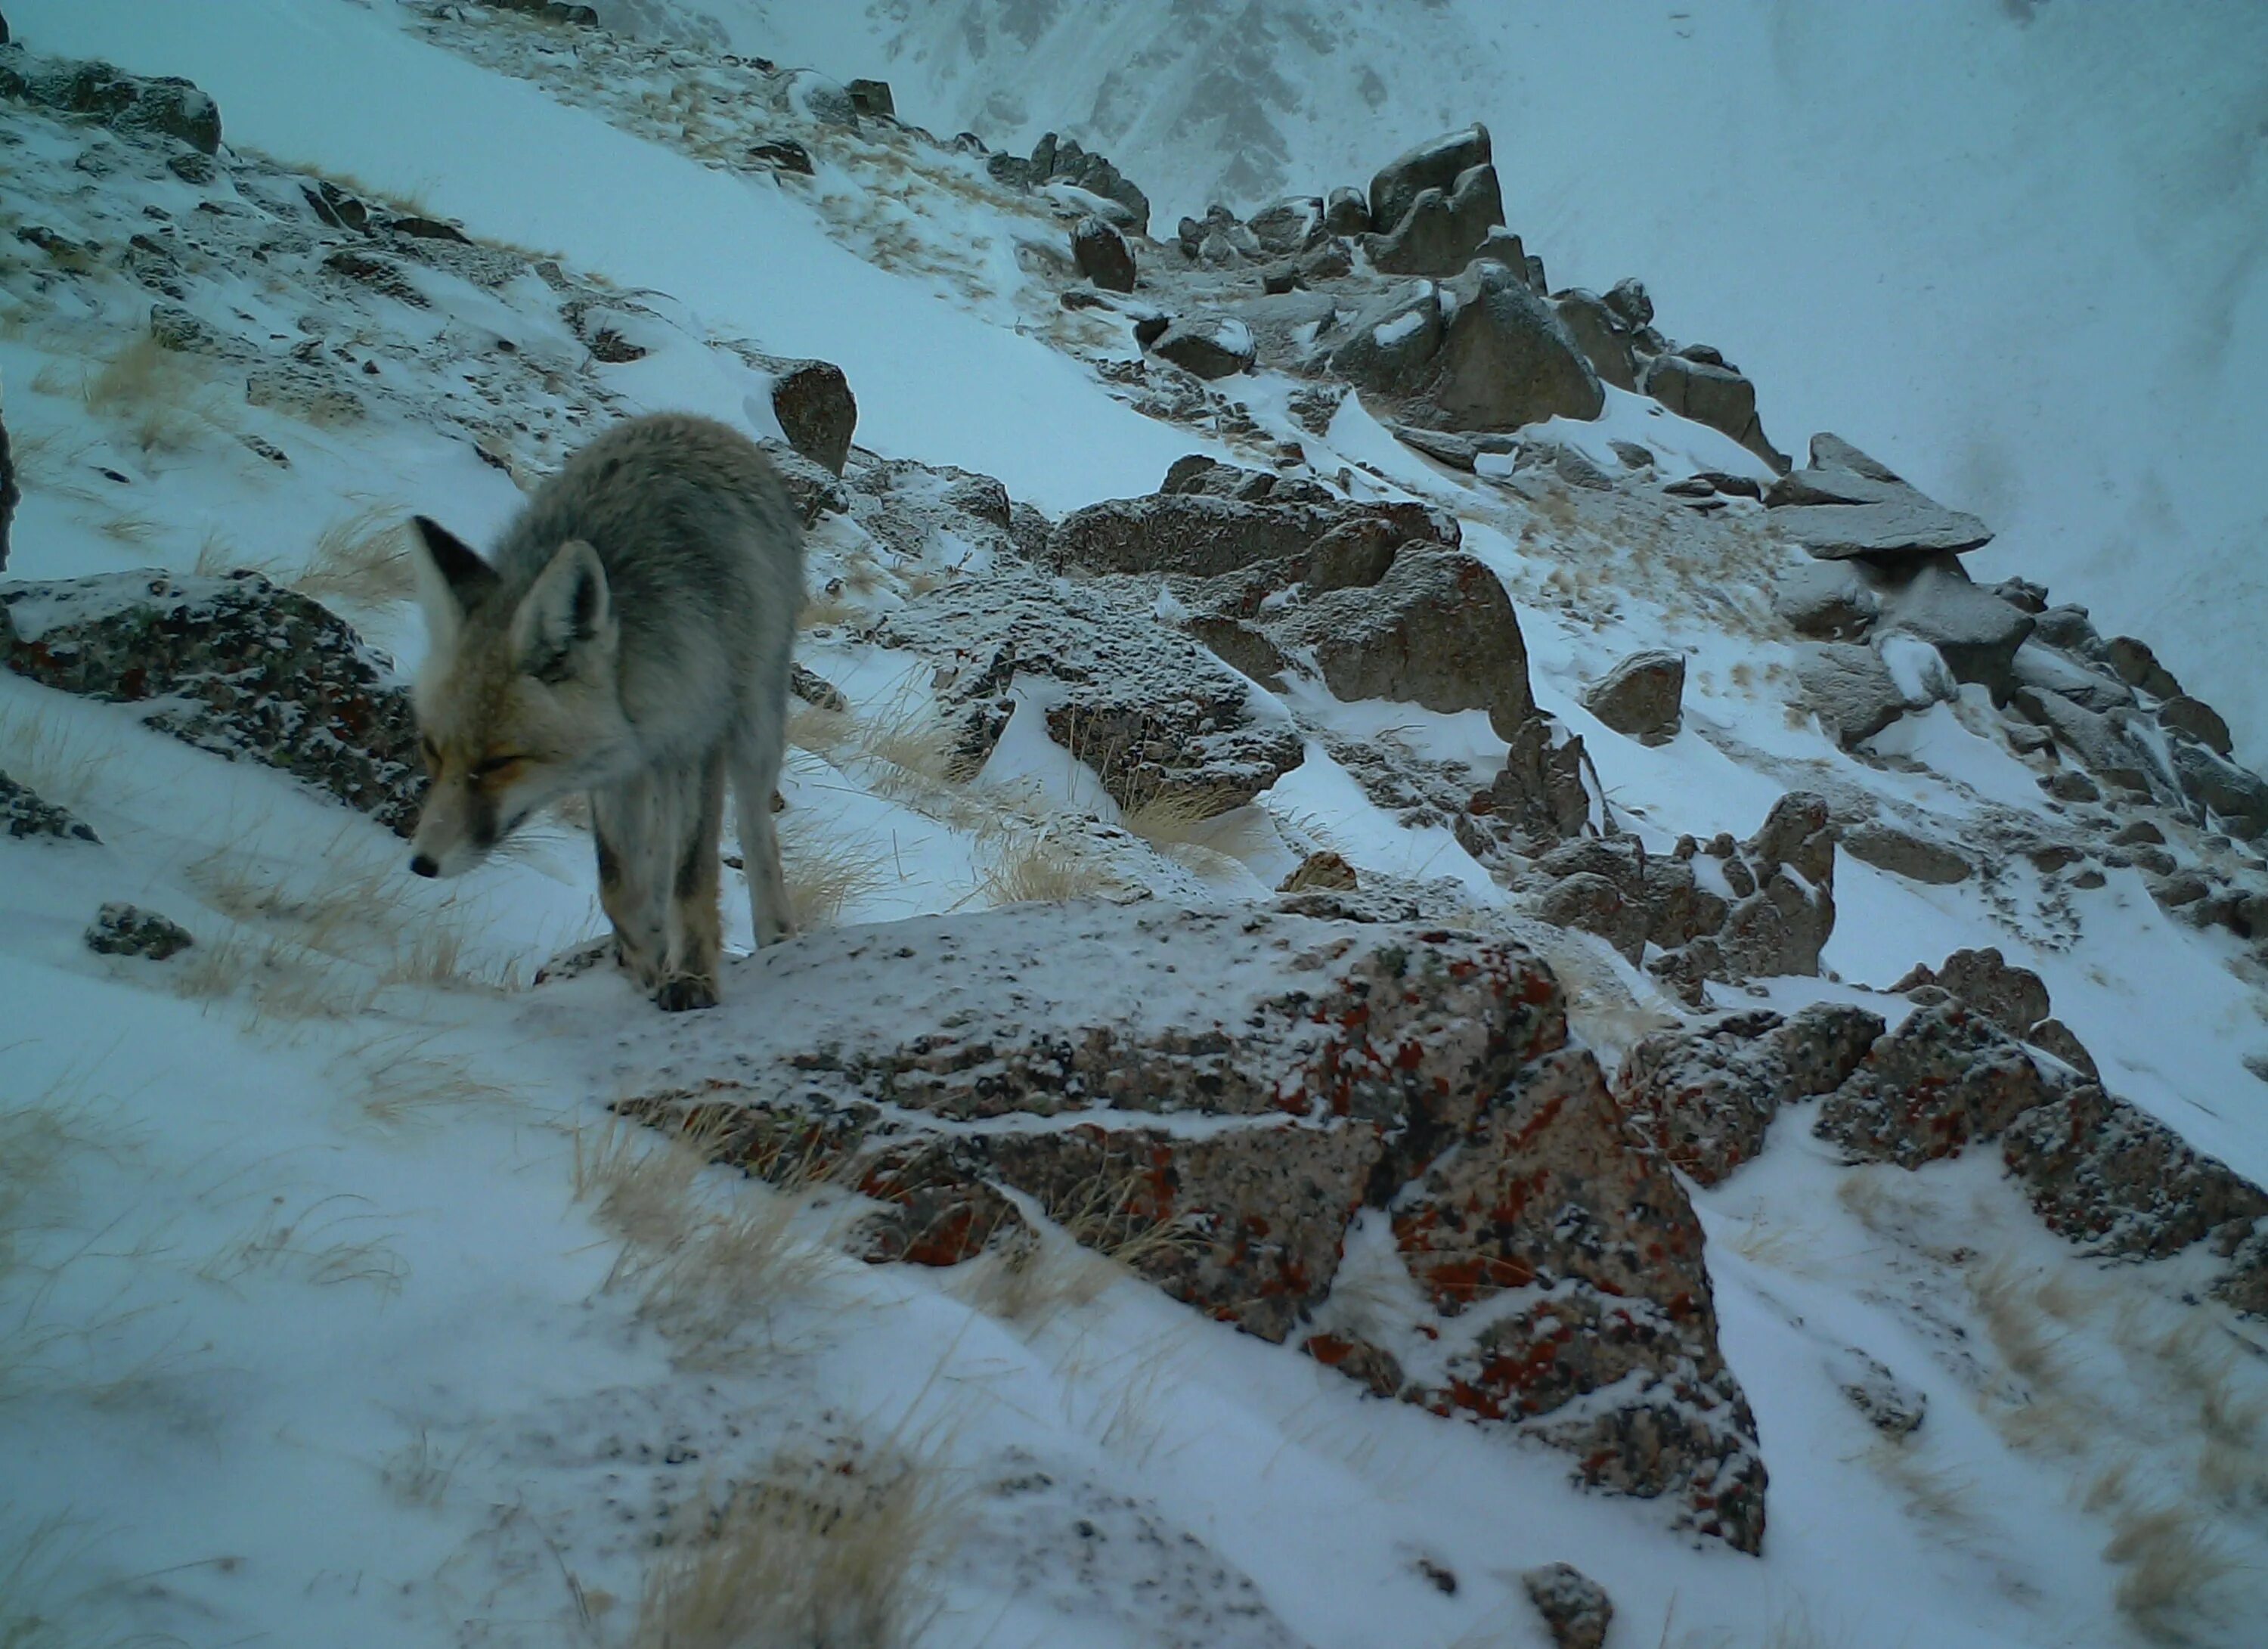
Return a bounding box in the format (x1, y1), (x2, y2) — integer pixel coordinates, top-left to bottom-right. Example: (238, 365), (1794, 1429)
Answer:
(654, 976), (719, 1013)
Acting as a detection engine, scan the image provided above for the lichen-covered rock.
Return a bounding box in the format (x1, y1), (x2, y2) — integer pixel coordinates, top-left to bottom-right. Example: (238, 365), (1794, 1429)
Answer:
(1582, 648), (1684, 744)
(1814, 1004), (2062, 1167)
(1893, 947), (2051, 1038)
(84, 901), (194, 960)
(1520, 1563), (1613, 1649)
(1616, 1003), (1885, 1185)
(579, 901), (1766, 1548)
(1, 571), (423, 835)
(0, 48), (223, 154)
(1, 770), (99, 844)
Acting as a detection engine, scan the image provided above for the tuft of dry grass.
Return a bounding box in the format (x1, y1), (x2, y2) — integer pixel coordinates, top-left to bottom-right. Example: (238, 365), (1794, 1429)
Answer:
(294, 504), (413, 605)
(2104, 1503), (2242, 1641)
(195, 1192), (407, 1299)
(631, 1447), (950, 1649)
(781, 830), (890, 931)
(36, 331), (231, 455)
(979, 829), (1106, 907)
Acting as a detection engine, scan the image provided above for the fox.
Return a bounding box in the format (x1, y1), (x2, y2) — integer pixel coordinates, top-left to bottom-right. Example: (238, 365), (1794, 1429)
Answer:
(404, 412), (805, 1011)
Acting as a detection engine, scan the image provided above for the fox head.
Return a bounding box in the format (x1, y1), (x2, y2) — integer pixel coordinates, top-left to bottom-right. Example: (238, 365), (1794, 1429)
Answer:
(404, 517), (635, 879)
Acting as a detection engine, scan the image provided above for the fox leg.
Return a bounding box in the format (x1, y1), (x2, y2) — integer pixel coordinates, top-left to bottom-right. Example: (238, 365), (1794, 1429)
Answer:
(654, 746), (727, 1012)
(730, 712), (794, 947)
(591, 775), (666, 993)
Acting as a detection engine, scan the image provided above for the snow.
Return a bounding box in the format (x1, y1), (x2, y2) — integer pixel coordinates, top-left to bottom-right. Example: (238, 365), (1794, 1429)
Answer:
(5, 2), (2268, 1647)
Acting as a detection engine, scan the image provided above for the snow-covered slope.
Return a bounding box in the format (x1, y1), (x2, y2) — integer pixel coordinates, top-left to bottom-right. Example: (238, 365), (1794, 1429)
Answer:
(642, 0), (2268, 770)
(7, 3), (2268, 1648)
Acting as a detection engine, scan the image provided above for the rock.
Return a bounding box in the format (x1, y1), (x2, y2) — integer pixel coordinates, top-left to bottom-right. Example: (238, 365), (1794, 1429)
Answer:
(785, 70), (860, 130)
(0, 49), (223, 154)
(1, 572), (423, 835)
(756, 440), (849, 525)
(1322, 186), (1371, 237)
(1269, 548), (1535, 739)
(1774, 560), (1879, 640)
(1830, 1347), (1928, 1437)
(844, 78), (894, 119)
(0, 398), (16, 573)
(2025, 1017), (2100, 1083)
(1343, 260), (1602, 433)
(1603, 277), (1654, 330)
(2003, 1086), (2268, 1276)
(1368, 124), (1493, 243)
(1295, 234), (1354, 282)
(875, 569), (1300, 817)
(2103, 635), (2181, 699)
(1148, 315), (1256, 380)
(84, 902), (194, 961)
(1362, 163), (1504, 277)
(2158, 694), (2232, 756)
(1278, 851), (1357, 893)
(751, 355), (857, 476)
(1616, 1003), (1884, 1186)
(1994, 577), (2050, 614)
(2169, 740), (2268, 840)
(1582, 649), (1684, 743)
(1876, 557), (2034, 700)
(1246, 196), (1324, 256)
(1049, 491), (1447, 583)
(1549, 289), (1638, 392)
(1814, 1004), (2062, 1168)
(2012, 637), (2134, 714)
(748, 138), (814, 175)
(1012, 131), (1151, 237)
(1521, 1564), (1613, 1649)
(598, 901), (1765, 1548)
(1536, 872), (1647, 963)
(1766, 434), (1993, 560)
(1842, 822), (1970, 885)
(1070, 214), (1136, 293)
(1796, 642), (1909, 746)
(1, 770), (99, 844)
(2030, 603), (2100, 653)
(1640, 353), (1786, 472)
(1893, 947), (2051, 1036)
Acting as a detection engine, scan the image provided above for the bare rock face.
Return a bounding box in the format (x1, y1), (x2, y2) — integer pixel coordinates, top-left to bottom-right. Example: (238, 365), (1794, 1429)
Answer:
(1, 770), (99, 844)
(1814, 1004), (2063, 1168)
(1582, 649), (1684, 744)
(1766, 433), (1992, 561)
(875, 569), (1301, 817)
(1550, 288), (1640, 392)
(1, 571), (423, 836)
(583, 902), (1765, 1548)
(1070, 214), (1137, 293)
(0, 47), (222, 154)
(1616, 1003), (1885, 1186)
(1521, 1564), (1614, 1649)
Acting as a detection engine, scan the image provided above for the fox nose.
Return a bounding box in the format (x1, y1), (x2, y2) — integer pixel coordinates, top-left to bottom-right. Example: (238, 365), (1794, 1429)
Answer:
(409, 854), (438, 879)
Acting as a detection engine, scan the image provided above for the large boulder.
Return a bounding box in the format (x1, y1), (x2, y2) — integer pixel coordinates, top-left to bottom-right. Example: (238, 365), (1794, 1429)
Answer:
(1766, 433), (1993, 562)
(0, 572), (422, 835)
(1362, 163), (1504, 277)
(1795, 641), (1911, 747)
(996, 131), (1152, 236)
(1269, 547), (1535, 739)
(1875, 557), (2034, 701)
(578, 901), (1768, 1549)
(1148, 315), (1256, 380)
(1368, 124), (1493, 242)
(1070, 215), (1136, 293)
(1638, 352), (1785, 472)
(1047, 491), (1449, 582)
(1245, 195), (1325, 256)
(1814, 1004), (2063, 1168)
(1582, 648), (1684, 743)
(0, 48), (223, 154)
(1550, 289), (1639, 392)
(1337, 261), (1603, 432)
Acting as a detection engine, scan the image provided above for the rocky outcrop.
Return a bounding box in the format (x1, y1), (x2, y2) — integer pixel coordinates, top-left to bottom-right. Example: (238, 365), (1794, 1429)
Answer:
(1582, 649), (1684, 744)
(1616, 1003), (1885, 1186)
(0, 47), (223, 154)
(1362, 162), (1504, 277)
(1047, 491), (1448, 582)
(1334, 262), (1603, 433)
(1550, 290), (1639, 392)
(84, 901), (194, 960)
(0, 572), (423, 835)
(990, 132), (1151, 235)
(583, 901), (1767, 1548)
(1070, 215), (1136, 293)
(1767, 434), (1992, 562)
(1814, 1004), (2063, 1168)
(1, 770), (98, 844)
(1368, 125), (1495, 243)
(2003, 1086), (2268, 1264)
(1640, 352), (1784, 472)
(1521, 1564), (1614, 1649)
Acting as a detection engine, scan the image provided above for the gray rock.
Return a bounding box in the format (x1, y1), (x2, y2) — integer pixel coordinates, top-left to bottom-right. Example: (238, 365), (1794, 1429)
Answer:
(2103, 634), (2182, 699)
(1774, 559), (1879, 640)
(1641, 353), (1786, 471)
(1148, 315), (1255, 380)
(1, 770), (98, 844)
(1322, 185), (1371, 237)
(85, 902), (194, 961)
(1246, 195), (1324, 255)
(1994, 577), (2050, 614)
(1368, 123), (1492, 240)
(1796, 642), (1909, 746)
(1362, 163), (1504, 277)
(2030, 603), (2100, 653)
(1404, 260), (1604, 432)
(1521, 1564), (1613, 1649)
(1328, 280), (1446, 392)
(0, 48), (223, 153)
(2170, 741), (2268, 839)
(1550, 289), (1638, 392)
(844, 77), (894, 119)
(1582, 649), (1684, 743)
(1815, 1004), (2063, 1168)
(2011, 638), (2133, 714)
(786, 70), (860, 129)
(1049, 491), (1447, 582)
(1294, 234), (1353, 282)
(1842, 822), (1970, 885)
(1893, 947), (2051, 1037)
(2158, 694), (2232, 755)
(1603, 277), (1654, 330)
(2025, 1017), (2100, 1083)
(1070, 214), (1136, 293)
(1877, 557), (2034, 701)
(1766, 434), (1992, 560)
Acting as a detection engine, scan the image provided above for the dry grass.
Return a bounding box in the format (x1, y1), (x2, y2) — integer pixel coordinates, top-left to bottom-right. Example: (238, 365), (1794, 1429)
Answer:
(979, 829), (1107, 907)
(956, 1174), (1199, 1326)
(0, 703), (125, 815)
(35, 331), (231, 456)
(631, 1447), (949, 1649)
(195, 1192), (407, 1299)
(2104, 1504), (2242, 1641)
(781, 830), (891, 931)
(293, 504), (413, 606)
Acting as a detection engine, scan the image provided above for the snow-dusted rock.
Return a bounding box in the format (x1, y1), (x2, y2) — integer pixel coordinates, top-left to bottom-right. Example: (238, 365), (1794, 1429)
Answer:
(1521, 1563), (1614, 1649)
(0, 46), (222, 154)
(733, 349), (857, 476)
(1876, 557), (2034, 700)
(1322, 184), (1371, 237)
(1841, 820), (1972, 885)
(1367, 123), (1493, 242)
(1796, 641), (1910, 746)
(84, 901), (194, 961)
(596, 901), (1767, 1548)
(1337, 260), (1603, 433)
(2158, 693), (2233, 756)
(1814, 1004), (2065, 1168)
(1550, 287), (1640, 392)
(1893, 946), (2051, 1038)
(1640, 352), (1786, 473)
(1603, 277), (1655, 330)
(1245, 194), (1325, 255)
(1, 770), (98, 845)
(1148, 314), (1256, 380)
(1766, 432), (1992, 559)
(0, 571), (423, 836)
(1070, 213), (1136, 293)
(1362, 163), (1504, 277)
(1582, 648), (1685, 744)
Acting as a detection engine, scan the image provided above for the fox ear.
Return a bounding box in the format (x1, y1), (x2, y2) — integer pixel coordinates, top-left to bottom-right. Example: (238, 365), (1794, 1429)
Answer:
(409, 516), (497, 645)
(511, 539), (612, 680)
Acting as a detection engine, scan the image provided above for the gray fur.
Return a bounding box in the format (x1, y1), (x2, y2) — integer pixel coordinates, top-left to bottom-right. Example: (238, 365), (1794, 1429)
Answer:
(407, 413), (804, 1009)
